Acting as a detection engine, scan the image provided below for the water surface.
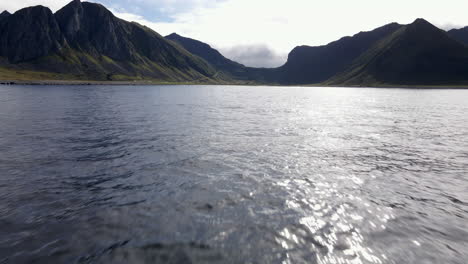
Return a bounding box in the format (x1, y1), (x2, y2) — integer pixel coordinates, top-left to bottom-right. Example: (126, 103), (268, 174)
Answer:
(0, 85), (467, 264)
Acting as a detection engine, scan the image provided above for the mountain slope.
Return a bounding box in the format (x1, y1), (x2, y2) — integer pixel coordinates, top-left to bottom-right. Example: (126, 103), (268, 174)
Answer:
(0, 0), (218, 82)
(277, 23), (403, 84)
(165, 33), (279, 83)
(166, 33), (245, 73)
(447, 27), (468, 46)
(327, 19), (468, 86)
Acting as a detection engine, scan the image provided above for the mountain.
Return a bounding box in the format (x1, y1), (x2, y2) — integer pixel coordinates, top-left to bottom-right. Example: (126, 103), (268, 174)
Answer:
(447, 27), (468, 46)
(166, 33), (245, 74)
(165, 33), (278, 83)
(0, 10), (10, 21)
(0, 6), (65, 63)
(277, 23), (403, 84)
(0, 0), (218, 82)
(1, 0), (468, 86)
(327, 19), (468, 86)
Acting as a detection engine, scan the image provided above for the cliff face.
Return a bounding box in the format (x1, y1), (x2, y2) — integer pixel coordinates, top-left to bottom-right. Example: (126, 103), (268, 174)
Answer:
(0, 0), (217, 82)
(54, 1), (214, 73)
(0, 6), (65, 63)
(55, 0), (135, 61)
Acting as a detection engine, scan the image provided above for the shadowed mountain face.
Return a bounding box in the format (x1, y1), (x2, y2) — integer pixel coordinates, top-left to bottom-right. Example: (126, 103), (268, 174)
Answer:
(447, 27), (468, 46)
(1, 1), (468, 86)
(327, 19), (468, 85)
(0, 6), (65, 63)
(277, 23), (403, 84)
(56, 1), (187, 63)
(0, 0), (217, 82)
(0, 11), (10, 21)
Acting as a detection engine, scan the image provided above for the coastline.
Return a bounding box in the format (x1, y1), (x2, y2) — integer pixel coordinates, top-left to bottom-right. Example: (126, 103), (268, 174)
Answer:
(2, 79), (468, 89)
(0, 80), (220, 86)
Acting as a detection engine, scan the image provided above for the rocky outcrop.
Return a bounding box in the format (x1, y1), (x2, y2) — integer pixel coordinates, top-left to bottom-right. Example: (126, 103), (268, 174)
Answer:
(55, 1), (134, 60)
(0, 6), (65, 63)
(54, 0), (214, 74)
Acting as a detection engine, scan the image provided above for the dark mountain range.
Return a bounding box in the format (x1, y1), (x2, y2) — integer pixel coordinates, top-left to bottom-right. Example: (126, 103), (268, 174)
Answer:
(276, 23), (403, 84)
(447, 27), (468, 46)
(0, 0), (218, 82)
(0, 10), (10, 21)
(1, 0), (468, 86)
(327, 19), (468, 86)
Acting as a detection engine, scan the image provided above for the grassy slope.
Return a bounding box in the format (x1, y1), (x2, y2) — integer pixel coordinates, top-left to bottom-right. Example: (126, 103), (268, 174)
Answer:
(0, 46), (224, 83)
(325, 20), (468, 86)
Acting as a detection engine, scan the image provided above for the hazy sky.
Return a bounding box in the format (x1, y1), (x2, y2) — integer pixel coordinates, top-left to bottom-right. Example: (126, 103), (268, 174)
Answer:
(2, 0), (468, 67)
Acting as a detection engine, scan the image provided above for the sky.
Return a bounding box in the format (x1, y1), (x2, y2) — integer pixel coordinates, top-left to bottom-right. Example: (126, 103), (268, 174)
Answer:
(2, 0), (468, 67)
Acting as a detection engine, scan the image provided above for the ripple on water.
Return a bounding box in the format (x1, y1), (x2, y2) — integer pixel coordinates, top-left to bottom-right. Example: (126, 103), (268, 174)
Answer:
(0, 85), (467, 264)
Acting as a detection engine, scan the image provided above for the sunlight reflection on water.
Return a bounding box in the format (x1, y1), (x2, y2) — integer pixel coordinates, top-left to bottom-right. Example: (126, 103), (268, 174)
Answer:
(0, 85), (467, 263)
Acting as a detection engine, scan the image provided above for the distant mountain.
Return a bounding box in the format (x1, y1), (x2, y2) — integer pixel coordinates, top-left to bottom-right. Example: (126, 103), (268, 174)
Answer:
(0, 11), (10, 21)
(0, 0), (218, 82)
(327, 19), (468, 86)
(277, 23), (403, 84)
(1, 0), (468, 86)
(166, 33), (244, 73)
(165, 33), (278, 83)
(447, 27), (468, 46)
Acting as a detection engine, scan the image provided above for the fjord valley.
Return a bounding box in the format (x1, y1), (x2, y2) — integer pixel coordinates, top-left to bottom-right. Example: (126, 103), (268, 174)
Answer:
(1, 1), (468, 264)
(1, 0), (468, 86)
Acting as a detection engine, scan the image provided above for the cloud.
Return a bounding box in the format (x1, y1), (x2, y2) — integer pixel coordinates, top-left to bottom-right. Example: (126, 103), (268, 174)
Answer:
(0, 0), (70, 12)
(96, 0), (227, 22)
(113, 0), (468, 66)
(218, 45), (287, 68)
(3, 0), (468, 67)
(439, 23), (465, 31)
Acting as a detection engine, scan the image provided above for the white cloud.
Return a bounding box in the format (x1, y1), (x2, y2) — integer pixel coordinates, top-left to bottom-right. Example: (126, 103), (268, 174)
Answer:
(217, 45), (287, 68)
(0, 0), (70, 12)
(114, 0), (468, 67)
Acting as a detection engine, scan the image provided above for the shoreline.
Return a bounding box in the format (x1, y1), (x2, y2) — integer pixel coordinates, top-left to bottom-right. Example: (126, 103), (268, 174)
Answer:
(1, 80), (468, 89)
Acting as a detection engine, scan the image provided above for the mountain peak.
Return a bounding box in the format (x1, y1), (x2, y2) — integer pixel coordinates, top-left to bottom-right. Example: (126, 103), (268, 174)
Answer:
(0, 10), (10, 22)
(55, 0), (84, 42)
(14, 5), (52, 14)
(413, 18), (430, 24)
(0, 5), (65, 63)
(167, 33), (181, 38)
(69, 0), (82, 7)
(409, 18), (437, 29)
(405, 18), (444, 36)
(56, 0), (83, 14)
